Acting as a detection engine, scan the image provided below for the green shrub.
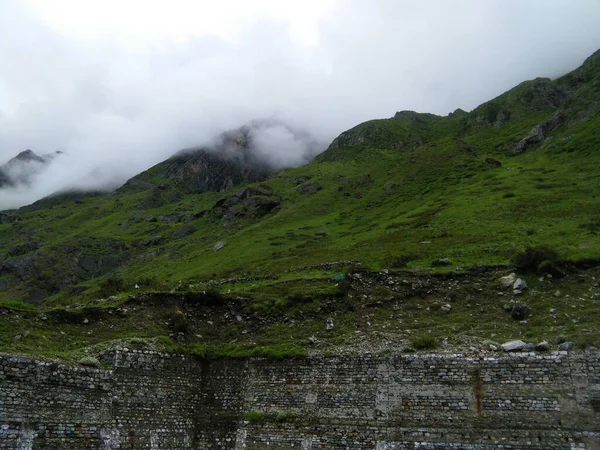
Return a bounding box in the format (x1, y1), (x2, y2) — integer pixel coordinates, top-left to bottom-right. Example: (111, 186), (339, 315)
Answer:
(537, 259), (555, 274)
(385, 254), (416, 268)
(512, 246), (560, 273)
(410, 333), (437, 350)
(98, 276), (125, 297)
(245, 411), (266, 422)
(0, 299), (37, 311)
(275, 411), (295, 423)
(168, 311), (191, 334)
(156, 336), (178, 352)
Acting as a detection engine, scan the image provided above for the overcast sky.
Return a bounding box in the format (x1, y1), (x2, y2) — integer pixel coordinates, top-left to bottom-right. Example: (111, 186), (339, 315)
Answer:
(1, 0), (599, 209)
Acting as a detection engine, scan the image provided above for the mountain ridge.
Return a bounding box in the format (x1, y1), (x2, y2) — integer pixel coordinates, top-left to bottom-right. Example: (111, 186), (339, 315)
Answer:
(0, 48), (598, 305)
(1, 48), (599, 361)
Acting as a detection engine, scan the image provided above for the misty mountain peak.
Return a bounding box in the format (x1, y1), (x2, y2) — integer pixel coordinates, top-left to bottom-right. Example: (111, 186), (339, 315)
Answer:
(0, 148), (62, 194)
(13, 149), (43, 163)
(120, 121), (322, 196)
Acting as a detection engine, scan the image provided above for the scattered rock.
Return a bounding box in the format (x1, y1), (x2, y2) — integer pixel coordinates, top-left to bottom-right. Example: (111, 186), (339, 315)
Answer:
(513, 278), (528, 291)
(500, 273), (516, 288)
(550, 308), (557, 315)
(511, 303), (529, 320)
(78, 356), (101, 367)
(297, 183), (322, 195)
(535, 341), (550, 351)
(501, 340), (527, 352)
(485, 157), (502, 167)
(83, 318), (89, 324)
(173, 225), (196, 240)
(441, 304), (452, 312)
(553, 290), (562, 298)
(431, 258), (451, 267)
(326, 318), (334, 331)
(213, 241), (226, 252)
(559, 342), (575, 351)
(513, 289), (523, 296)
(291, 175), (312, 185)
(308, 335), (317, 345)
(140, 235), (164, 247)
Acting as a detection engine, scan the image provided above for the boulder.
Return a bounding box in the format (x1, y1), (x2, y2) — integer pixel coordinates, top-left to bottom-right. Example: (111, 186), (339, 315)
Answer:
(326, 317), (334, 331)
(500, 273), (516, 288)
(297, 183), (322, 195)
(511, 303), (529, 320)
(535, 341), (550, 351)
(513, 278), (528, 291)
(431, 258), (451, 267)
(501, 340), (527, 352)
(292, 175), (312, 186)
(173, 225), (196, 240)
(213, 241), (226, 251)
(559, 342), (575, 351)
(140, 236), (164, 247)
(485, 157), (502, 167)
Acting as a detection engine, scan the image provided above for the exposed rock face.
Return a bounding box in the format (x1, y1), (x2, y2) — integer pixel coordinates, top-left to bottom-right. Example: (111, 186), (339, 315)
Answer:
(296, 182), (322, 195)
(211, 185), (281, 221)
(120, 121), (321, 196)
(120, 126), (271, 195)
(508, 112), (566, 154)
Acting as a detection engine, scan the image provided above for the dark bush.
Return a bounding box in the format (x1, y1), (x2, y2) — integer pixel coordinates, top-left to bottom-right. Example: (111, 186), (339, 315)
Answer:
(385, 254), (416, 268)
(512, 246), (560, 274)
(98, 276), (125, 297)
(135, 277), (161, 290)
(169, 312), (191, 334)
(410, 333), (437, 350)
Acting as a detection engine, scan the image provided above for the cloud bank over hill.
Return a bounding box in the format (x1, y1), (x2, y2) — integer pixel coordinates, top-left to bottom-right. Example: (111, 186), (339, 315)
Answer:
(1, 0), (599, 209)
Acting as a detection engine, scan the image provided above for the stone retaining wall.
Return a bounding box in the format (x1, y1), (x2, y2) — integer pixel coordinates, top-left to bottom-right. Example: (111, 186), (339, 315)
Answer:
(1, 350), (599, 449)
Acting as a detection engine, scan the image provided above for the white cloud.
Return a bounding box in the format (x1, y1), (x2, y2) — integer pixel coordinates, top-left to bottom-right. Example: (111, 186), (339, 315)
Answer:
(1, 0), (599, 209)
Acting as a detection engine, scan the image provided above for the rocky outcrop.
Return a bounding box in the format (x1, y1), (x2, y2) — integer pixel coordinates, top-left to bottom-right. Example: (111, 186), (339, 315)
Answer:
(211, 185), (281, 221)
(508, 111), (566, 154)
(120, 123), (316, 195)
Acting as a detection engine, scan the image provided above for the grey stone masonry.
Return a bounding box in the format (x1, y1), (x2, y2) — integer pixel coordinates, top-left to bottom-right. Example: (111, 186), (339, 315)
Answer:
(1, 350), (599, 449)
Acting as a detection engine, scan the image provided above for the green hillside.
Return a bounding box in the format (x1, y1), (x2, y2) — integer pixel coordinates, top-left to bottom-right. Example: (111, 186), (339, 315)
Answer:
(1, 50), (599, 360)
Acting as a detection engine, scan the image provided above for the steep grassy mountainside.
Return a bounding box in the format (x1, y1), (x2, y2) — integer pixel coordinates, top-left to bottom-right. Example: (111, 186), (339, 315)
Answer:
(0, 50), (599, 360)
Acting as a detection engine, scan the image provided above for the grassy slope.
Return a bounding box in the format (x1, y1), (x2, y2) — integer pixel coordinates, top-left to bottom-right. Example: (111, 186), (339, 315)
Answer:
(0, 51), (599, 358)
